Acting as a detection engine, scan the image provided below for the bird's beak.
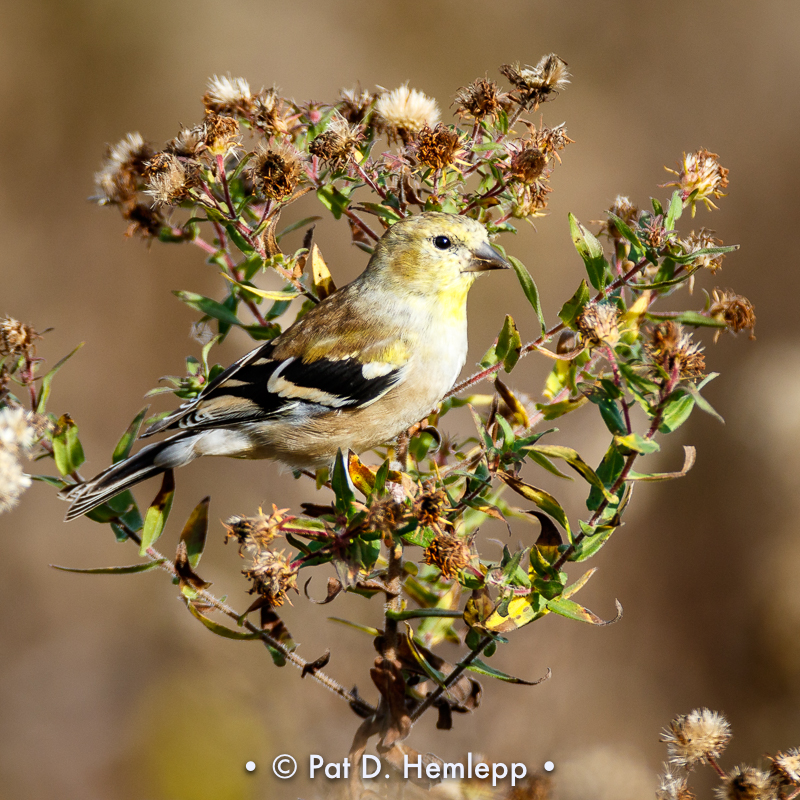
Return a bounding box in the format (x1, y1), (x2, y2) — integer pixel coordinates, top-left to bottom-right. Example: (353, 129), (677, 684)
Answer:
(463, 241), (512, 273)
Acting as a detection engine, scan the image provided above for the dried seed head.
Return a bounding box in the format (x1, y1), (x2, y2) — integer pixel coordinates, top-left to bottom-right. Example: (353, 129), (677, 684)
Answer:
(640, 214), (671, 251)
(0, 317), (38, 357)
(0, 447), (31, 514)
(577, 303), (620, 348)
(243, 548), (297, 607)
(500, 54), (570, 109)
(0, 406), (37, 515)
(166, 125), (206, 158)
(714, 766), (778, 800)
(144, 152), (199, 206)
(366, 495), (403, 537)
(767, 748), (800, 786)
(664, 149), (729, 214)
(247, 141), (305, 201)
(510, 182), (551, 219)
(251, 88), (292, 135)
(0, 406), (37, 453)
(681, 229), (726, 272)
(647, 322), (706, 382)
(94, 132), (154, 205)
(339, 86), (375, 124)
(413, 124), (461, 171)
(413, 486), (451, 533)
(375, 84), (440, 141)
(709, 289), (756, 340)
(423, 531), (472, 579)
(122, 202), (164, 239)
(454, 77), (509, 120)
(662, 708), (732, 769)
(201, 113), (241, 157)
(508, 143), (548, 184)
(224, 505), (287, 554)
(203, 74), (253, 116)
(656, 765), (695, 800)
(309, 113), (363, 169)
(531, 122), (574, 156)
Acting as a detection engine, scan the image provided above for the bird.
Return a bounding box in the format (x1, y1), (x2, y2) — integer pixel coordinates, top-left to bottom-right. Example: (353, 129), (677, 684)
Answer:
(61, 212), (510, 520)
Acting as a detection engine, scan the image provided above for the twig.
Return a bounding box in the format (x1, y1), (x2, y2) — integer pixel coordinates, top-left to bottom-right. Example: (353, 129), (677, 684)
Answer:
(410, 635), (491, 723)
(113, 518), (376, 716)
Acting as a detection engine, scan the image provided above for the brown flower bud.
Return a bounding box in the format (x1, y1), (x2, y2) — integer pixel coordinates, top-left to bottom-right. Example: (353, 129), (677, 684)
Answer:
(247, 141), (305, 201)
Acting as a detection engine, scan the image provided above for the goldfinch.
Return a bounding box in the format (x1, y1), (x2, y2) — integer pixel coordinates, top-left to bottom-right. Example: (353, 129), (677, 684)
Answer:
(62, 212), (509, 520)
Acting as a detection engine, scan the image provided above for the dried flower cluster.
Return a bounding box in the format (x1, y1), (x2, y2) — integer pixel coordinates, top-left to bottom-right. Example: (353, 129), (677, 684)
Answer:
(664, 148), (730, 215)
(646, 322), (706, 382)
(655, 709), (800, 800)
(0, 406), (37, 513)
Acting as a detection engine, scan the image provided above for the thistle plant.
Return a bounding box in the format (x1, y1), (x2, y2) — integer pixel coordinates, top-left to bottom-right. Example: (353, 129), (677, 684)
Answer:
(1, 56), (758, 790)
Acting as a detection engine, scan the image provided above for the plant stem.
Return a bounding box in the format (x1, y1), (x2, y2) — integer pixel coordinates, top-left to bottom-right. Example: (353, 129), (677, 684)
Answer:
(113, 518), (375, 716)
(410, 635), (491, 723)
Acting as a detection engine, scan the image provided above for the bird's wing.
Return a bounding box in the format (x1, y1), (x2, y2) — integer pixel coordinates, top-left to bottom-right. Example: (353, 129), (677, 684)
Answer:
(142, 313), (410, 437)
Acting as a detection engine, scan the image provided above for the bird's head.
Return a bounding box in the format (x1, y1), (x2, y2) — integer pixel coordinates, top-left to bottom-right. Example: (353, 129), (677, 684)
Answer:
(367, 212), (511, 301)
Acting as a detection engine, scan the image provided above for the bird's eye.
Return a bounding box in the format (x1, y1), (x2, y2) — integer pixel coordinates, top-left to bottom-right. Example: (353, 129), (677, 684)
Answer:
(433, 235), (452, 250)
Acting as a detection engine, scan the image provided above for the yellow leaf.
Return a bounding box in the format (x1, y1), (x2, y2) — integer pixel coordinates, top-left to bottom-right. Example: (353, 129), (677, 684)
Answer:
(220, 273), (300, 301)
(310, 244), (336, 299)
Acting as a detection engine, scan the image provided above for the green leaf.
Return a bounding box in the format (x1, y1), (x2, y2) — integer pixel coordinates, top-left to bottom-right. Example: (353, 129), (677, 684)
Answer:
(52, 415), (85, 476)
(558, 280), (591, 328)
(331, 449), (355, 515)
(186, 601), (264, 640)
(179, 496), (210, 568)
(173, 291), (242, 327)
(547, 597), (623, 625)
(50, 560), (165, 574)
(569, 213), (608, 290)
(139, 470), (175, 556)
(316, 185), (352, 220)
(598, 399), (628, 436)
(527, 445), (614, 501)
(497, 471), (570, 534)
(606, 213), (641, 246)
(36, 343), (84, 414)
(686, 378), (724, 424)
(384, 608), (463, 621)
(646, 311), (726, 329)
(223, 222), (255, 255)
(508, 256), (546, 335)
(665, 190), (683, 230)
(327, 617), (382, 637)
(586, 444), (625, 511)
(670, 244), (739, 265)
(112, 407), (149, 464)
(466, 658), (546, 685)
(658, 393), (695, 433)
(277, 215), (322, 241)
(31, 474), (67, 489)
(570, 523), (617, 561)
(495, 314), (522, 373)
(614, 432), (661, 455)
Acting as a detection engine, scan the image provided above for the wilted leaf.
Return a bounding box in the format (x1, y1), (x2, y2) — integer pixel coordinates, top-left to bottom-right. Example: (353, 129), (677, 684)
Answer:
(50, 560), (165, 574)
(179, 496), (209, 568)
(139, 470), (175, 555)
(547, 597), (623, 626)
(497, 471), (571, 534)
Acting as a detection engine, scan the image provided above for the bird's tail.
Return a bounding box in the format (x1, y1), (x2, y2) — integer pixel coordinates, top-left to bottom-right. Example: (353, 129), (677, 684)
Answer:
(60, 433), (200, 521)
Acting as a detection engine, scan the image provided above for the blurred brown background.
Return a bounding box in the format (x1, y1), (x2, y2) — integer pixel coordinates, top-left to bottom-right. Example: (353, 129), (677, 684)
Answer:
(2, 1), (799, 798)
